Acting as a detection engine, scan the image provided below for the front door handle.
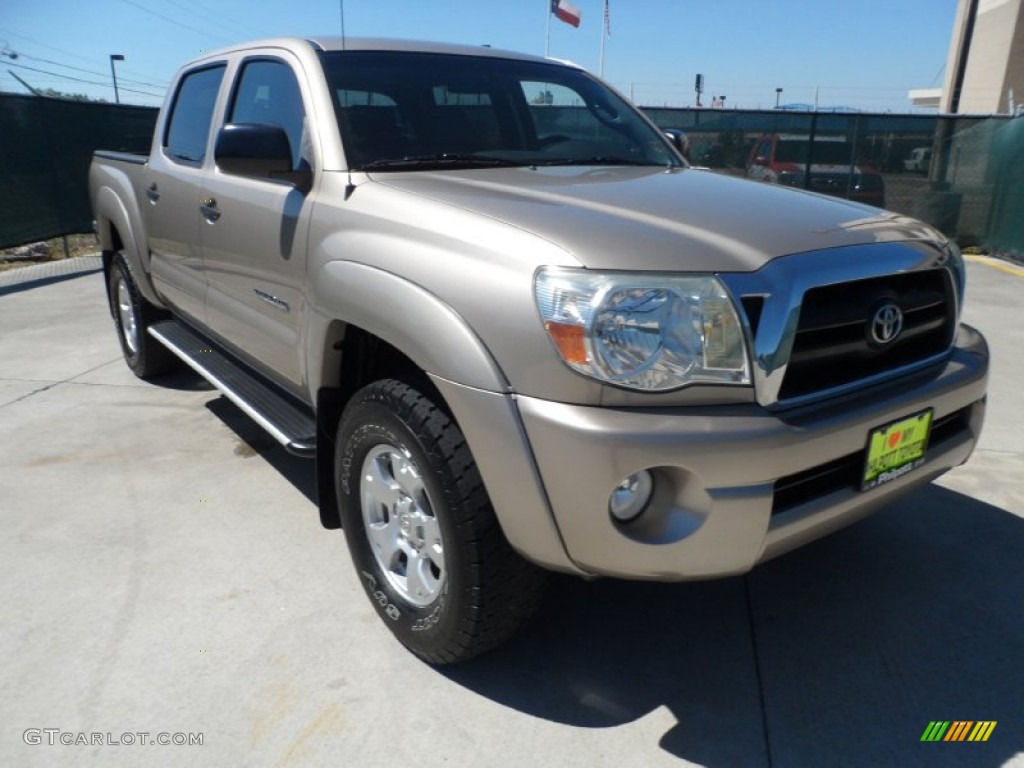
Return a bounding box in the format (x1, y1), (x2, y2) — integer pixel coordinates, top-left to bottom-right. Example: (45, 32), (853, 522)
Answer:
(199, 198), (221, 222)
(145, 183), (160, 203)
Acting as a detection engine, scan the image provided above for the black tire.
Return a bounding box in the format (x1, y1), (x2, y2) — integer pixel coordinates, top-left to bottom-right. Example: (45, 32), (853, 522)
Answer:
(108, 253), (176, 379)
(335, 379), (546, 664)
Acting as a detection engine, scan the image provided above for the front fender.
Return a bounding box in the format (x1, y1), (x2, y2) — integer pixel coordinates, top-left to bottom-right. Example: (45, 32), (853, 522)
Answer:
(307, 260), (508, 393)
(306, 260), (580, 574)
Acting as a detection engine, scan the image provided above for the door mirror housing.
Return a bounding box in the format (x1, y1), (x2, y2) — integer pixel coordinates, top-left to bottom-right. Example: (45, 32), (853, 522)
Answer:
(663, 129), (690, 160)
(215, 123), (311, 192)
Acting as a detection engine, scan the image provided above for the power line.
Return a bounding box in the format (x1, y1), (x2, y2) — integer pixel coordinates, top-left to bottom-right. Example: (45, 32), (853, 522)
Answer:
(10, 51), (166, 88)
(117, 0), (234, 43)
(4, 61), (163, 99)
(0, 27), (102, 66)
(0, 26), (170, 85)
(159, 0), (264, 39)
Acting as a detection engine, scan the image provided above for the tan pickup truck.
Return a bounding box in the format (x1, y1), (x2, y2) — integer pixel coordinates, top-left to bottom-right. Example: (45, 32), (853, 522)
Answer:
(90, 37), (989, 663)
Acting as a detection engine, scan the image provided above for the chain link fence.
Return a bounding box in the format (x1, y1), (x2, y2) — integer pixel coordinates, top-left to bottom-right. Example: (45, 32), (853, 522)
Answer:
(1, 92), (1021, 256)
(645, 108), (1023, 255)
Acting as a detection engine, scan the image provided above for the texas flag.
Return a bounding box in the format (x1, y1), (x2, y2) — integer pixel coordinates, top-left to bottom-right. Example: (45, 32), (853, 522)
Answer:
(551, 0), (582, 28)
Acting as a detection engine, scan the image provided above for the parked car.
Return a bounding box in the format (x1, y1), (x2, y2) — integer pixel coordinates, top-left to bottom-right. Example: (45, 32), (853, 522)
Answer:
(904, 147), (932, 173)
(746, 133), (886, 207)
(90, 37), (987, 663)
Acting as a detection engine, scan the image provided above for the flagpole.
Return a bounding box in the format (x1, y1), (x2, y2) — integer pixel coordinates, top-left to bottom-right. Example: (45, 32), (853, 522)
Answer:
(545, 1), (552, 57)
(599, 1), (608, 78)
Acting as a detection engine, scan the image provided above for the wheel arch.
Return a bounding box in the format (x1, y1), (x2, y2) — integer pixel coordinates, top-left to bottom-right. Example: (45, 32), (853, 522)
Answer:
(307, 261), (576, 574)
(309, 261), (508, 530)
(309, 260), (508, 396)
(93, 184), (163, 307)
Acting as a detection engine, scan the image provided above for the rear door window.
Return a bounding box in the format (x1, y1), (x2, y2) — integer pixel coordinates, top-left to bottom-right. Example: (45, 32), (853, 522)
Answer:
(164, 65), (226, 166)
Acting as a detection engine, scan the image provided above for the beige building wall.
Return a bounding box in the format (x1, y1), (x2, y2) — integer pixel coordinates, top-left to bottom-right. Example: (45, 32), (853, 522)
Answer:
(941, 0), (1024, 113)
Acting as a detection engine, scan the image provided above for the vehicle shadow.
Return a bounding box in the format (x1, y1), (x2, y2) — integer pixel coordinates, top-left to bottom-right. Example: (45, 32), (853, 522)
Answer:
(0, 266), (103, 297)
(442, 485), (1024, 767)
(153, 367), (217, 392)
(203, 395), (318, 507)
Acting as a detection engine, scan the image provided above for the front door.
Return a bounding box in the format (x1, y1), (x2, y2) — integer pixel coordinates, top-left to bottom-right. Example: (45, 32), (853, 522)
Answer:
(200, 55), (315, 393)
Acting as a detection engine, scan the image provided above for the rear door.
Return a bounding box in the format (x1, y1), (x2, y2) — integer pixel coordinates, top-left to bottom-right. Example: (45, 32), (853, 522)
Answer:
(199, 54), (316, 393)
(145, 64), (226, 323)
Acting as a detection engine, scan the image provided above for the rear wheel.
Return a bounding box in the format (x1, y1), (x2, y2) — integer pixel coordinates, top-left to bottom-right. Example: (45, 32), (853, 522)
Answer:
(108, 253), (176, 379)
(335, 379), (546, 664)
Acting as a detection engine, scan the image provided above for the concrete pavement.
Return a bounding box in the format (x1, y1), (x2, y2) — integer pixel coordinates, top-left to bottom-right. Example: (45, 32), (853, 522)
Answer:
(1, 255), (1021, 767)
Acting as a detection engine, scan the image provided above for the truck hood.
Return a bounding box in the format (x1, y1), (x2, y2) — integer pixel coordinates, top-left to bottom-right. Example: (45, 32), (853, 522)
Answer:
(368, 166), (940, 272)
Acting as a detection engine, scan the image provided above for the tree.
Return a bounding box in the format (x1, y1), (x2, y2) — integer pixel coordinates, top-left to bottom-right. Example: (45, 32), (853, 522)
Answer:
(38, 88), (108, 103)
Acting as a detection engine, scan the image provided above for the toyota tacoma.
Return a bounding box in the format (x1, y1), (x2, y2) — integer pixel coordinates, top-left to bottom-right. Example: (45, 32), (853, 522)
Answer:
(90, 37), (988, 663)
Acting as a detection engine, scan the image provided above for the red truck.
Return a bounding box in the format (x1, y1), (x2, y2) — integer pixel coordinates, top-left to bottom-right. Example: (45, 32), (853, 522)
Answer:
(747, 133), (886, 208)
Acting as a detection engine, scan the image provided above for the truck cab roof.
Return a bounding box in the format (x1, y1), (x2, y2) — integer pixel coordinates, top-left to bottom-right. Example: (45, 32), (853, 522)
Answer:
(193, 36), (567, 67)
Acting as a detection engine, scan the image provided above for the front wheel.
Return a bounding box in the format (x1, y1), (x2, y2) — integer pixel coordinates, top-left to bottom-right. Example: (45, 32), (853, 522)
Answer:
(335, 379), (546, 664)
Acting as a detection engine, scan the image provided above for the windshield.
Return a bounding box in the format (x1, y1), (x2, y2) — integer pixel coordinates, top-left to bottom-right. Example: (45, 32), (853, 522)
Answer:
(320, 51), (680, 171)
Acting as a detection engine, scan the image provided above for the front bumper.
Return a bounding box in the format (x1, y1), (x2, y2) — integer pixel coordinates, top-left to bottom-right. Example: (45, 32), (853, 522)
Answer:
(514, 324), (988, 580)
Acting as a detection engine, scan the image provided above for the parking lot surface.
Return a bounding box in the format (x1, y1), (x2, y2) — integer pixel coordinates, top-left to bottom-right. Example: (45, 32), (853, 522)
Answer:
(1, 255), (1021, 767)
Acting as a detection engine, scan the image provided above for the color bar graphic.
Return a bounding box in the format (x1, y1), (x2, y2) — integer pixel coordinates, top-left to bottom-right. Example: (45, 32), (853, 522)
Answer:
(968, 721), (998, 742)
(921, 720), (996, 742)
(921, 721), (950, 741)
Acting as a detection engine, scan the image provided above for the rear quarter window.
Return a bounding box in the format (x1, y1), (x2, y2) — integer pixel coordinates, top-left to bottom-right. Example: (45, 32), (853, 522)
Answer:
(164, 65), (226, 166)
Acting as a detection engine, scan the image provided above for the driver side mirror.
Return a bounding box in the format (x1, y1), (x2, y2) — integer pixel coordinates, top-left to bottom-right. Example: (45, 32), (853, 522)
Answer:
(663, 129), (690, 161)
(215, 123), (311, 193)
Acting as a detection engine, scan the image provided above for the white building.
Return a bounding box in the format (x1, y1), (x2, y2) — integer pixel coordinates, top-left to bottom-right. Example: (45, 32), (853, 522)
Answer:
(910, 0), (1024, 114)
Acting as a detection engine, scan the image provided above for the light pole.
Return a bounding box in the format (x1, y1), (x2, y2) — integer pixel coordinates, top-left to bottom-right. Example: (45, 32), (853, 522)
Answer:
(109, 54), (125, 104)
(775, 87), (783, 108)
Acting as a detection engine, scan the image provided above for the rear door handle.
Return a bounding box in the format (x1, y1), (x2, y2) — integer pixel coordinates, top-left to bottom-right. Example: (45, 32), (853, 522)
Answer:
(145, 183), (160, 203)
(199, 198), (221, 222)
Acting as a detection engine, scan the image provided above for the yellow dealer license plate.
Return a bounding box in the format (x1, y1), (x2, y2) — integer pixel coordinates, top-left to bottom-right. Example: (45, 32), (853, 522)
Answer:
(862, 409), (933, 491)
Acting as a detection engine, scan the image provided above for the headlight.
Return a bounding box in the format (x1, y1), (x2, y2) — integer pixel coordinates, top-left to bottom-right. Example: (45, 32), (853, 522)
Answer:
(852, 174), (884, 191)
(534, 268), (751, 391)
(777, 170), (805, 187)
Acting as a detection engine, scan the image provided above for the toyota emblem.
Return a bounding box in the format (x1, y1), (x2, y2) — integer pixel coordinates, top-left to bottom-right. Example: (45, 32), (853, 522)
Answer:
(870, 303), (903, 345)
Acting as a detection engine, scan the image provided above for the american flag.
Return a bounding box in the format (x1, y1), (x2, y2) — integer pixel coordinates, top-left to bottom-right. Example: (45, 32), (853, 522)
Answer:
(604, 0), (611, 37)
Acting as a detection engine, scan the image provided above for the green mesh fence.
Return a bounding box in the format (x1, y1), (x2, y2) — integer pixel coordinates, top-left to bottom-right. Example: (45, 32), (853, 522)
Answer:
(643, 107), (1019, 251)
(0, 94), (157, 249)
(1, 93), (1020, 256)
(985, 116), (1024, 254)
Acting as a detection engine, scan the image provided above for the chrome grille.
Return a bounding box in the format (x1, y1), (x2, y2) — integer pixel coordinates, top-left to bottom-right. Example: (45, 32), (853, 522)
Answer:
(777, 269), (956, 401)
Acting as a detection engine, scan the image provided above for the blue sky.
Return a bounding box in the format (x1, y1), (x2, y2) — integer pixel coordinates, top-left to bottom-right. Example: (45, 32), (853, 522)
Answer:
(1, 0), (959, 111)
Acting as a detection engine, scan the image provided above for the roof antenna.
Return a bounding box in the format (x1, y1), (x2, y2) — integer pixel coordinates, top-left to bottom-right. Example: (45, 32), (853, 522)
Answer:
(340, 0), (355, 196)
(339, 0), (347, 51)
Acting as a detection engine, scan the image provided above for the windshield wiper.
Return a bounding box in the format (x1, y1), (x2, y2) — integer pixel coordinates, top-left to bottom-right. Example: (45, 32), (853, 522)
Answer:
(532, 156), (657, 167)
(359, 154), (525, 171)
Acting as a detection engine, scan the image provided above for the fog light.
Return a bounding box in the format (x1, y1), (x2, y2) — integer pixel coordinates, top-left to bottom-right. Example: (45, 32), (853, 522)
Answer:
(609, 470), (654, 522)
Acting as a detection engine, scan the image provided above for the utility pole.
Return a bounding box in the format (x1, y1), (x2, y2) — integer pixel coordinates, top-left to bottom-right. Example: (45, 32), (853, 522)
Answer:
(109, 54), (124, 104)
(8, 70), (40, 95)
